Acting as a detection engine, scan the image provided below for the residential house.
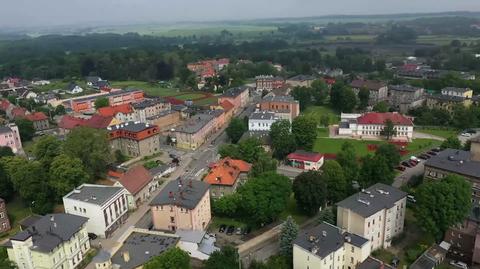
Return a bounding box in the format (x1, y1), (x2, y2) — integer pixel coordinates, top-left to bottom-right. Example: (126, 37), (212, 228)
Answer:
(444, 220), (479, 265)
(98, 104), (136, 123)
(150, 164), (177, 179)
(67, 89), (144, 113)
(66, 83), (84, 94)
(147, 110), (181, 130)
(0, 123), (22, 154)
(218, 86), (250, 114)
(255, 75), (286, 91)
(248, 111), (279, 131)
(150, 178), (211, 231)
(259, 95), (300, 121)
(173, 113), (216, 150)
(15, 88), (37, 100)
(410, 242), (450, 269)
(5, 214), (90, 269)
(204, 157), (252, 198)
(114, 165), (159, 210)
(441, 87), (473, 98)
(25, 112), (50, 131)
(132, 98), (171, 123)
(218, 100), (235, 122)
(108, 121), (160, 158)
(86, 76), (102, 87)
(34, 92), (57, 105)
(176, 229), (219, 260)
(426, 94), (472, 112)
(293, 222), (371, 269)
(0, 198), (11, 233)
(9, 106), (28, 120)
(63, 184), (129, 238)
(338, 112), (414, 141)
(286, 75), (316, 88)
(350, 79), (388, 106)
(388, 84), (425, 113)
(187, 58), (230, 79)
(336, 183), (407, 250)
(287, 150), (324, 171)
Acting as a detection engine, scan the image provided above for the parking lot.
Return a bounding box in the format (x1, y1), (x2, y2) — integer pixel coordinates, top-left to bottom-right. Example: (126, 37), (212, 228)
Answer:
(392, 147), (442, 188)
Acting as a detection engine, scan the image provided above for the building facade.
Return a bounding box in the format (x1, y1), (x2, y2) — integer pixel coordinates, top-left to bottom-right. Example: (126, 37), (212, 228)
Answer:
(132, 98), (171, 123)
(25, 112), (50, 131)
(286, 75), (316, 88)
(259, 95), (300, 121)
(173, 113), (216, 150)
(0, 198), (11, 233)
(146, 110), (181, 130)
(0, 123), (23, 154)
(114, 165), (159, 210)
(68, 89), (144, 113)
(108, 122), (160, 158)
(388, 84), (425, 113)
(248, 111), (279, 131)
(97, 104), (136, 123)
(286, 150), (324, 171)
(204, 158), (252, 198)
(441, 87), (473, 98)
(426, 94), (472, 112)
(351, 80), (388, 106)
(255, 75), (286, 91)
(217, 86), (250, 114)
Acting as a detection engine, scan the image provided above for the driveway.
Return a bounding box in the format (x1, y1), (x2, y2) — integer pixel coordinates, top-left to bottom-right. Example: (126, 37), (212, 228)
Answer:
(412, 131), (445, 141)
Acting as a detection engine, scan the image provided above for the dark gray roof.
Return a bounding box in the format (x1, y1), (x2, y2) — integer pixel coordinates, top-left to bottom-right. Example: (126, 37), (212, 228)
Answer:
(427, 94), (465, 102)
(442, 87), (471, 93)
(344, 232), (368, 248)
(150, 178), (210, 209)
(92, 250), (112, 263)
(86, 76), (101, 83)
(336, 183), (406, 218)
(111, 232), (178, 269)
(409, 254), (436, 269)
(95, 80), (110, 88)
(108, 121), (157, 133)
(149, 164), (175, 176)
(293, 223), (344, 259)
(132, 98), (168, 109)
(146, 110), (176, 120)
(358, 257), (393, 269)
(288, 75), (316, 81)
(175, 113), (215, 134)
(424, 149), (480, 179)
(250, 111), (276, 120)
(222, 86), (250, 98)
(0, 126), (12, 134)
(389, 84), (423, 92)
(9, 214), (88, 253)
(261, 95), (298, 103)
(19, 215), (42, 229)
(64, 184), (124, 206)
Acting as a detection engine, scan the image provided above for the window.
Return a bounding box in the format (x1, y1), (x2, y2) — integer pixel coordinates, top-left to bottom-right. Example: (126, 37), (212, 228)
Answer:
(351, 246), (354, 253)
(170, 216), (175, 223)
(74, 206), (77, 211)
(351, 257), (354, 264)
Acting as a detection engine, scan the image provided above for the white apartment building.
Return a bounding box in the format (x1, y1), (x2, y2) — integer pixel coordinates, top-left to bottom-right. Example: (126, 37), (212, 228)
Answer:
(132, 98), (171, 123)
(63, 184), (129, 238)
(336, 183), (407, 251)
(293, 222), (371, 269)
(6, 214), (90, 269)
(248, 111), (279, 131)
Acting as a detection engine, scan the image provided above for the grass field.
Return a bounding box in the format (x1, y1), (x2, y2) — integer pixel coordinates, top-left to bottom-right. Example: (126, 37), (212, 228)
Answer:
(303, 106), (340, 125)
(325, 35), (376, 43)
(414, 127), (458, 139)
(417, 35), (480, 46)
(175, 93), (206, 101)
(194, 97), (219, 106)
(110, 81), (180, 96)
(33, 80), (87, 93)
(0, 197), (32, 240)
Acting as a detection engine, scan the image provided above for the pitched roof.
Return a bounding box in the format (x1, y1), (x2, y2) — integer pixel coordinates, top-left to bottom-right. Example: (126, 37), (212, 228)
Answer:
(58, 115), (88, 130)
(222, 86), (250, 98)
(287, 150), (323, 162)
(11, 107), (27, 118)
(350, 79), (386, 91)
(0, 99), (11, 111)
(117, 165), (153, 195)
(25, 112), (48, 122)
(220, 100), (234, 112)
(150, 178), (210, 209)
(97, 104), (133, 117)
(442, 87), (471, 93)
(288, 74), (316, 81)
(357, 112), (413, 126)
(86, 114), (114, 129)
(424, 148), (480, 179)
(204, 158), (252, 186)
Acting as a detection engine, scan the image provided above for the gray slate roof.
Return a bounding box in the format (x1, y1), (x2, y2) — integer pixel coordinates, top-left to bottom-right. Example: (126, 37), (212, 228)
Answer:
(442, 87), (471, 93)
(65, 184), (124, 206)
(109, 121), (157, 133)
(176, 229), (206, 243)
(427, 94), (465, 102)
(111, 232), (178, 269)
(9, 214), (88, 253)
(261, 95), (298, 103)
(250, 111), (276, 120)
(132, 98), (168, 109)
(389, 84), (423, 92)
(424, 148), (480, 179)
(358, 257), (393, 269)
(175, 113), (215, 134)
(150, 178), (210, 209)
(222, 86), (250, 98)
(0, 126), (12, 134)
(336, 183), (406, 218)
(294, 223), (347, 259)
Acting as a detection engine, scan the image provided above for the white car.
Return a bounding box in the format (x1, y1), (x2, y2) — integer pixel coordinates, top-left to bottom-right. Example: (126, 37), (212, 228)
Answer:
(450, 261), (468, 269)
(461, 133), (472, 137)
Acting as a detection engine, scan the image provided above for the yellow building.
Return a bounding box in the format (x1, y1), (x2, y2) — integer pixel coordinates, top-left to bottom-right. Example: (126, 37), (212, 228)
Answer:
(441, 87), (473, 99)
(5, 214), (90, 269)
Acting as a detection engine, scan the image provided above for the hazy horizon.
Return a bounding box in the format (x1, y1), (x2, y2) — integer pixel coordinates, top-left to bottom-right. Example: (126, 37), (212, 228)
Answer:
(1, 0), (480, 28)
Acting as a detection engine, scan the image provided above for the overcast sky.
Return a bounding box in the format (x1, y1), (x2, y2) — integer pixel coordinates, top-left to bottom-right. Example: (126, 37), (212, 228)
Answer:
(1, 0), (480, 28)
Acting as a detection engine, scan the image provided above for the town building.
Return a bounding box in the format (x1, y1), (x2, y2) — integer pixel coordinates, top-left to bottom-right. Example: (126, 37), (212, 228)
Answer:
(350, 80), (388, 106)
(63, 184), (129, 238)
(187, 58), (229, 79)
(293, 222), (371, 269)
(67, 89), (144, 113)
(338, 112), (414, 141)
(97, 104), (136, 123)
(286, 75), (316, 88)
(441, 87), (473, 99)
(150, 178), (211, 232)
(218, 100), (235, 122)
(336, 183), (407, 250)
(410, 242), (450, 269)
(8, 106), (28, 120)
(173, 113), (216, 150)
(5, 214), (90, 269)
(204, 157), (252, 198)
(66, 83), (84, 94)
(425, 94), (472, 112)
(132, 98), (171, 123)
(218, 86), (250, 113)
(108, 121), (160, 158)
(175, 229), (219, 260)
(114, 165), (159, 210)
(259, 95), (300, 121)
(286, 150), (324, 171)
(25, 112), (50, 131)
(150, 164), (177, 179)
(0, 123), (23, 154)
(248, 111), (279, 131)
(146, 110), (181, 130)
(255, 75), (286, 91)
(388, 84), (425, 113)
(92, 250), (113, 269)
(443, 220), (480, 265)
(0, 198), (11, 233)
(58, 114), (120, 134)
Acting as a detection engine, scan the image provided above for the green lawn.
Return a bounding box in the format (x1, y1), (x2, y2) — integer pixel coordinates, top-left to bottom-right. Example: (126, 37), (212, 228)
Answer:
(317, 127), (329, 138)
(194, 97), (218, 106)
(406, 139), (441, 155)
(110, 81), (180, 97)
(417, 35), (480, 46)
(303, 106), (340, 125)
(279, 194), (309, 225)
(414, 127), (458, 139)
(0, 197), (32, 240)
(175, 93), (206, 101)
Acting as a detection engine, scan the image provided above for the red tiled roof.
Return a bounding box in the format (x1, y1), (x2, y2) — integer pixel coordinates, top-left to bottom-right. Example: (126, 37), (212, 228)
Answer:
(117, 165), (153, 195)
(85, 114), (113, 129)
(108, 170), (124, 179)
(287, 150), (323, 162)
(220, 100), (234, 112)
(25, 112), (48, 122)
(58, 115), (88, 129)
(11, 107), (27, 118)
(204, 157), (252, 186)
(357, 112), (413, 126)
(0, 99), (11, 111)
(97, 104), (133, 117)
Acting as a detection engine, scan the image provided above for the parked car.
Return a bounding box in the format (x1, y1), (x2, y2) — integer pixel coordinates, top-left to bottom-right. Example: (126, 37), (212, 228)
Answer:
(409, 160), (418, 166)
(226, 225), (235, 235)
(431, 148), (441, 152)
(401, 161), (411, 168)
(450, 261), (468, 269)
(407, 195), (417, 203)
(243, 226), (252, 235)
(395, 166), (406, 171)
(218, 224), (226, 233)
(417, 155), (427, 160)
(88, 233), (98, 240)
(235, 227), (243, 235)
(461, 132), (472, 137)
(421, 154), (431, 159)
(464, 129), (477, 134)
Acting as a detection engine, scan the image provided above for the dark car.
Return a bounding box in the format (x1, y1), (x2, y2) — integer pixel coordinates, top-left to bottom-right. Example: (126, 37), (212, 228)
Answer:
(417, 155), (427, 160)
(226, 225), (235, 235)
(395, 166), (406, 171)
(421, 154), (431, 159)
(431, 148), (441, 152)
(427, 151), (437, 156)
(243, 226), (252, 235)
(409, 160), (418, 166)
(391, 257), (400, 268)
(401, 161), (411, 168)
(218, 224), (227, 233)
(88, 233), (98, 240)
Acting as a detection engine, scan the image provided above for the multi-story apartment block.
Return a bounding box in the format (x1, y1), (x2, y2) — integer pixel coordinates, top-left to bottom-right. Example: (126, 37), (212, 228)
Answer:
(337, 183), (407, 251)
(173, 113), (216, 150)
(67, 89), (144, 113)
(259, 95), (300, 121)
(255, 75), (286, 91)
(63, 184), (129, 238)
(388, 84), (425, 113)
(0, 123), (23, 154)
(97, 104), (136, 123)
(218, 86), (250, 114)
(150, 178), (211, 232)
(0, 198), (11, 233)
(350, 80), (388, 106)
(132, 98), (171, 123)
(146, 110), (181, 130)
(426, 94), (472, 112)
(25, 112), (50, 131)
(5, 213), (90, 269)
(108, 121), (160, 158)
(286, 75), (316, 88)
(204, 157), (252, 198)
(441, 87), (473, 99)
(248, 111), (279, 131)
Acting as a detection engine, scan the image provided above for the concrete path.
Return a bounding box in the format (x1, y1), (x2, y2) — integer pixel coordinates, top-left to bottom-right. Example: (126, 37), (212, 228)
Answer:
(412, 131), (445, 141)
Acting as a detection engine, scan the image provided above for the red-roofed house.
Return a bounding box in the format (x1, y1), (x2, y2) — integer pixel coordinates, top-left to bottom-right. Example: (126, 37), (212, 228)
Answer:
(97, 104), (135, 123)
(58, 114), (119, 134)
(204, 157), (252, 198)
(25, 112), (50, 131)
(339, 112), (414, 141)
(0, 99), (13, 112)
(86, 114), (118, 129)
(287, 150), (324, 170)
(114, 165), (158, 209)
(8, 107), (28, 120)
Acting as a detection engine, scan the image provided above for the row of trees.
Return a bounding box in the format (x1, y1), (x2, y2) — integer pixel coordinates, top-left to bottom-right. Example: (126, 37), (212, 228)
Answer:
(270, 116), (318, 159)
(410, 104), (480, 130)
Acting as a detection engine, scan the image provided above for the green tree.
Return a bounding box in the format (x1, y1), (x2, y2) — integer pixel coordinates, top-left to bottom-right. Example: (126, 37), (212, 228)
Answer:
(291, 86), (312, 110)
(280, 216), (299, 259)
(358, 87), (370, 110)
(54, 104), (66, 115)
(250, 152), (277, 177)
(63, 127), (111, 177)
(226, 117), (247, 144)
(318, 207), (336, 225)
(358, 155), (394, 187)
(330, 83), (357, 113)
(49, 154), (90, 200)
(0, 248), (15, 269)
(292, 115), (317, 150)
(320, 114), (330, 127)
(0, 146), (14, 158)
(0, 163), (14, 201)
(441, 136), (462, 149)
(94, 97), (109, 109)
(204, 246), (239, 269)
(212, 194), (240, 217)
(144, 247), (190, 269)
(415, 175), (471, 239)
(380, 119), (397, 140)
(15, 118), (35, 141)
(373, 101), (389, 113)
(322, 160), (347, 203)
(114, 149), (128, 163)
(293, 171), (326, 216)
(33, 135), (62, 166)
(311, 80), (329, 105)
(375, 144), (401, 170)
(336, 142), (359, 183)
(270, 120), (296, 159)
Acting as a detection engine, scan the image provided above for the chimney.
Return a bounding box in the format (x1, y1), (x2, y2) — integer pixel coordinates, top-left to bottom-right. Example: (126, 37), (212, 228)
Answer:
(123, 251), (130, 263)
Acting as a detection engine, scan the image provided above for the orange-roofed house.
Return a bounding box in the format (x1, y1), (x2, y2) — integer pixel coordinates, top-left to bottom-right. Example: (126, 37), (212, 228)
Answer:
(204, 158), (252, 198)
(25, 112), (50, 131)
(114, 165), (158, 209)
(97, 104), (135, 123)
